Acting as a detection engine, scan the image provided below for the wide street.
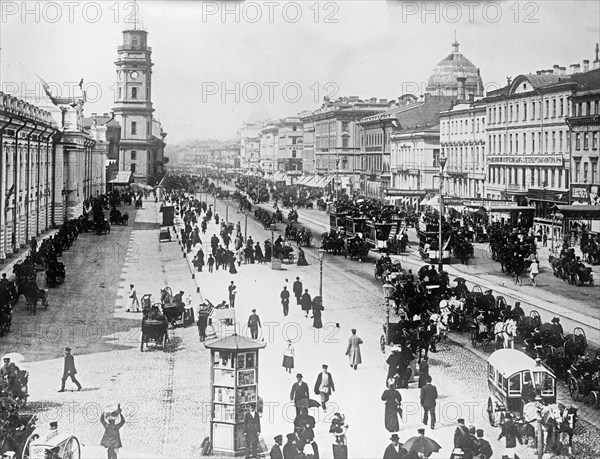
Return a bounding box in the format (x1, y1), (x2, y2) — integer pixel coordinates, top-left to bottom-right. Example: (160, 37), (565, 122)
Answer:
(1, 191), (599, 459)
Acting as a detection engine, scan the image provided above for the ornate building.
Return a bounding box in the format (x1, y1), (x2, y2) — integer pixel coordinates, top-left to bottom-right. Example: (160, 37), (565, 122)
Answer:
(426, 37), (484, 99)
(112, 25), (166, 186)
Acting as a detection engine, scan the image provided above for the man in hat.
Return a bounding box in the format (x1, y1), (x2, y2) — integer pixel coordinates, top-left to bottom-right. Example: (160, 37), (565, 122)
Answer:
(280, 286), (290, 317)
(474, 429), (493, 459)
(462, 425), (478, 459)
(420, 375), (438, 429)
(228, 281), (237, 308)
(243, 404), (261, 459)
(290, 373), (310, 417)
(314, 364), (335, 410)
(383, 433), (407, 459)
(345, 329), (363, 370)
(127, 284), (140, 312)
(551, 317), (563, 335)
(248, 309), (262, 340)
(454, 418), (469, 449)
(197, 306), (210, 342)
(59, 347), (82, 392)
(293, 277), (303, 306)
(283, 433), (298, 459)
(0, 357), (12, 379)
(270, 435), (284, 459)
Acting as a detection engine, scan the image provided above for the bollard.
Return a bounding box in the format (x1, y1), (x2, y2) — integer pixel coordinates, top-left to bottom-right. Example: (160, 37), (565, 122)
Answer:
(192, 273), (195, 279)
(183, 253), (186, 258)
(197, 286), (200, 293)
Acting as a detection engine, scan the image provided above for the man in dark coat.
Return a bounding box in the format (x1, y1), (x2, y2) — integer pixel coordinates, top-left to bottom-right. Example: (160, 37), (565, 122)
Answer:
(314, 364), (335, 410)
(59, 347), (82, 392)
(248, 309), (262, 340)
(281, 286), (290, 316)
(290, 373), (310, 417)
(197, 308), (210, 342)
(454, 419), (469, 449)
(419, 375), (437, 429)
(293, 277), (303, 305)
(283, 433), (298, 459)
(300, 289), (312, 318)
(100, 404), (125, 459)
(475, 429), (493, 459)
(244, 404), (261, 459)
(270, 435), (284, 459)
(383, 433), (407, 459)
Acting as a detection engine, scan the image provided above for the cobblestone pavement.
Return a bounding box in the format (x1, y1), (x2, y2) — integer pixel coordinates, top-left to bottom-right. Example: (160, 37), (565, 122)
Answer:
(3, 194), (598, 459)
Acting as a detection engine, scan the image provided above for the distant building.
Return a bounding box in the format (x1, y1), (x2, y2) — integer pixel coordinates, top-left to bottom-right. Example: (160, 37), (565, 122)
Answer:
(276, 117), (303, 176)
(112, 25), (166, 186)
(238, 122), (263, 171)
(426, 37), (484, 99)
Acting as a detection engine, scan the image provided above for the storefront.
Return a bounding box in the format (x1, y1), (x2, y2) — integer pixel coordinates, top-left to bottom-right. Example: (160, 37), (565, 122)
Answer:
(384, 189), (427, 209)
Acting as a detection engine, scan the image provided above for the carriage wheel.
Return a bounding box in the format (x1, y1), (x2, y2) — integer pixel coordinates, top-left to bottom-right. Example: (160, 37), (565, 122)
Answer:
(62, 436), (81, 459)
(472, 285), (483, 294)
(140, 336), (145, 352)
(487, 398), (496, 426)
(470, 330), (478, 348)
(163, 333), (168, 351)
(380, 335), (385, 353)
(573, 327), (587, 354)
(21, 432), (40, 459)
(568, 376), (580, 401)
(590, 391), (599, 409)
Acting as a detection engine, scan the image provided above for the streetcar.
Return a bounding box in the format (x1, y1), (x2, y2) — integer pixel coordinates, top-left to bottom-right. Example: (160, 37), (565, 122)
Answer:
(344, 215), (367, 239)
(364, 220), (402, 251)
(417, 220), (451, 263)
(486, 349), (556, 426)
(329, 211), (348, 232)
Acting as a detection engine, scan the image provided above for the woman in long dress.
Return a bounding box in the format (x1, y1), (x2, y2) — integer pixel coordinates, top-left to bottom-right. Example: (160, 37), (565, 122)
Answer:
(381, 379), (402, 432)
(312, 296), (323, 329)
(282, 340), (294, 373)
(297, 247), (309, 266)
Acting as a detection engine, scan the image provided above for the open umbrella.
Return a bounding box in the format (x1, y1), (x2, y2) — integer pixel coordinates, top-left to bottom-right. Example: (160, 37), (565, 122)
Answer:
(402, 435), (441, 455)
(296, 398), (321, 409)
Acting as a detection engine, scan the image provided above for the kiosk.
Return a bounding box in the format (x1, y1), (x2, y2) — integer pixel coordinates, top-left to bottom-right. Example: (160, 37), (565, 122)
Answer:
(205, 334), (266, 456)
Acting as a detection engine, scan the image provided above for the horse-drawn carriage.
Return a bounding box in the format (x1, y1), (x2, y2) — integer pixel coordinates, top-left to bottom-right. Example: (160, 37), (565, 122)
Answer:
(549, 248), (594, 286)
(109, 208), (129, 226)
(160, 287), (187, 328)
(141, 315), (169, 351)
(22, 424), (81, 459)
(273, 243), (295, 263)
(567, 352), (600, 407)
(45, 261), (65, 288)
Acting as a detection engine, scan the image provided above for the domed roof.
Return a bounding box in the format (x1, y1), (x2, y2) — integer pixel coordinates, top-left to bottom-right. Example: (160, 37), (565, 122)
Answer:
(426, 39), (483, 96)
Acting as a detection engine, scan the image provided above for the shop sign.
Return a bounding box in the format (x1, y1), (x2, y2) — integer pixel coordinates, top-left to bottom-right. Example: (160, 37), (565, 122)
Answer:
(487, 155), (563, 166)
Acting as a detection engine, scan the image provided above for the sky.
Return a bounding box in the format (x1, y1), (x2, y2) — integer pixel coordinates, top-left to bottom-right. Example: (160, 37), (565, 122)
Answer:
(1, 0), (599, 146)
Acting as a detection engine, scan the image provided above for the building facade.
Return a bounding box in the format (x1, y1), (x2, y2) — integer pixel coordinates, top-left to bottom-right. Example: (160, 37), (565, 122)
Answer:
(276, 117), (303, 175)
(258, 122), (279, 176)
(566, 67), (600, 207)
(439, 101), (487, 199)
(299, 97), (389, 196)
(238, 122), (263, 171)
(112, 27), (166, 186)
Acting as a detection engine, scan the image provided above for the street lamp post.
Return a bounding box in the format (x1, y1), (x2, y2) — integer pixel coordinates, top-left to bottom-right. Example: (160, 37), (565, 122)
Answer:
(438, 156), (448, 273)
(382, 282), (395, 345)
(225, 197), (229, 223)
(244, 209), (249, 241)
(533, 358), (547, 459)
(318, 249), (325, 298)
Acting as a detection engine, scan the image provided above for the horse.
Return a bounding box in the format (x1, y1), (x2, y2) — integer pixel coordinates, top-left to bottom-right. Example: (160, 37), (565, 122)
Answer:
(542, 403), (578, 456)
(430, 312), (449, 343)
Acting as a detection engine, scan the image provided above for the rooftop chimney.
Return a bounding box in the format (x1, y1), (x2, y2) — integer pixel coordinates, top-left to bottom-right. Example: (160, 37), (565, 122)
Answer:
(559, 67), (567, 75)
(594, 43), (600, 69)
(553, 65), (560, 75)
(583, 60), (590, 72)
(536, 70), (543, 75)
(457, 77), (467, 102)
(103, 112), (109, 116)
(570, 64), (581, 74)
(91, 112), (97, 116)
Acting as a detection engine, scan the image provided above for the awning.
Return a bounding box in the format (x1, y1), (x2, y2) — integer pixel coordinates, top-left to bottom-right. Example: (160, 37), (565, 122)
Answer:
(314, 176), (334, 188)
(552, 205), (600, 220)
(486, 205), (535, 212)
(272, 171), (287, 182)
(296, 176), (311, 186)
(108, 172), (134, 185)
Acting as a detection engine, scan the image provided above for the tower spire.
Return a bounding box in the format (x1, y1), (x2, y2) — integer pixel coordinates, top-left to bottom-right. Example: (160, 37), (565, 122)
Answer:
(452, 31), (460, 53)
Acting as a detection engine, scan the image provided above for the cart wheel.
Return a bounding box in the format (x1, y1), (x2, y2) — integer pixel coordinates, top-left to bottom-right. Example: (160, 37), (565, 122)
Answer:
(380, 335), (385, 353)
(590, 391), (599, 409)
(568, 376), (580, 401)
(487, 397), (496, 426)
(140, 336), (144, 352)
(470, 330), (478, 348)
(63, 435), (81, 459)
(472, 285), (483, 294)
(22, 432), (40, 459)
(163, 333), (168, 351)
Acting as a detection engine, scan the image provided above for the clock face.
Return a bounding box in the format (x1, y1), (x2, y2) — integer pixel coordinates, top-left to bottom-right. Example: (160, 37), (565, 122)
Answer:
(130, 71), (139, 80)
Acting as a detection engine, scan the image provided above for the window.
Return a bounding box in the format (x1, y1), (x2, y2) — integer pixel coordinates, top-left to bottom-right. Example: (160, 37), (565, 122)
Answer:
(515, 104), (519, 121)
(291, 150), (297, 158)
(584, 162), (589, 182)
(509, 105), (513, 122)
(515, 135), (519, 153)
(594, 132), (599, 149)
(552, 132), (556, 152)
(292, 125), (297, 132)
(545, 100), (549, 118)
(131, 163), (136, 173)
(509, 375), (521, 395)
(592, 161), (598, 183)
(575, 133), (581, 150)
(531, 101), (536, 119)
(595, 101), (599, 115)
(341, 122), (348, 132)
(132, 87), (137, 99)
(523, 102), (527, 120)
(586, 102), (591, 116)
(132, 36), (138, 48)
(118, 87), (122, 99)
(560, 98), (564, 117)
(131, 121), (137, 135)
(559, 131), (563, 152)
(532, 133), (536, 153)
(146, 87), (150, 99)
(552, 99), (556, 117)
(342, 137), (349, 148)
(131, 151), (136, 160)
(575, 161), (581, 182)
(544, 132), (549, 152)
(292, 138), (297, 145)
(584, 133), (589, 149)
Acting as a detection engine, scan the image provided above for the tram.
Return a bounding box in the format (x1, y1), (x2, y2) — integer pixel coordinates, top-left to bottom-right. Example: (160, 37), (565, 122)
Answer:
(365, 220), (402, 251)
(417, 220), (451, 263)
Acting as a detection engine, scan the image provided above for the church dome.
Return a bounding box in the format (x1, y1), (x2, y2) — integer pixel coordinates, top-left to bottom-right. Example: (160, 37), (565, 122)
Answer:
(426, 39), (483, 97)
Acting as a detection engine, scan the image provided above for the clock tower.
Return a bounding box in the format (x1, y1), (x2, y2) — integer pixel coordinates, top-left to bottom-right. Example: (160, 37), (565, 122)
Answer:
(113, 25), (160, 184)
